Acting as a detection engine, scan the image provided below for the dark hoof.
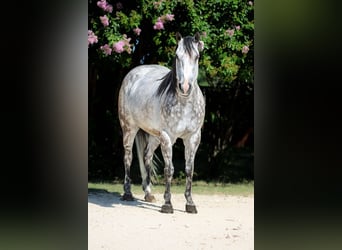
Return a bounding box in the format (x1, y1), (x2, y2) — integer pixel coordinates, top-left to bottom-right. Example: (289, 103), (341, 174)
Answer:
(161, 204), (174, 213)
(144, 194), (156, 203)
(186, 204), (198, 214)
(121, 193), (134, 201)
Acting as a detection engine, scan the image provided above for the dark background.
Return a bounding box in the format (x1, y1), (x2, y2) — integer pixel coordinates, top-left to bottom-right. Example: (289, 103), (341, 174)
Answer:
(1, 0), (341, 249)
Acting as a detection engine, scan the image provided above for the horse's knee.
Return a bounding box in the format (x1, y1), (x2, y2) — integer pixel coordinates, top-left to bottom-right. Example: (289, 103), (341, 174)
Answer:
(164, 167), (171, 177)
(144, 154), (152, 167)
(185, 165), (193, 178)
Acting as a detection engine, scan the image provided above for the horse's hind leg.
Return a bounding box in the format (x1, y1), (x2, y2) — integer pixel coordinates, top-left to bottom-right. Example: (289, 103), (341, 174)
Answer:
(160, 131), (174, 213)
(183, 131), (201, 213)
(143, 136), (159, 202)
(121, 126), (139, 201)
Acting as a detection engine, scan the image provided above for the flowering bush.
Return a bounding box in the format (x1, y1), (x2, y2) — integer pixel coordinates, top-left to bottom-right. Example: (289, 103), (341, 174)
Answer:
(88, 0), (254, 88)
(88, 0), (254, 181)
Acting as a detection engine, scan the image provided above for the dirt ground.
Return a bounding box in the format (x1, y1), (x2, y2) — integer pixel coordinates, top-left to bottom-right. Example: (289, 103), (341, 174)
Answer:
(88, 190), (254, 250)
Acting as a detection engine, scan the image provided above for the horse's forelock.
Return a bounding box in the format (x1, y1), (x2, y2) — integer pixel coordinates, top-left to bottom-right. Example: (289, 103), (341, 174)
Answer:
(181, 36), (197, 57)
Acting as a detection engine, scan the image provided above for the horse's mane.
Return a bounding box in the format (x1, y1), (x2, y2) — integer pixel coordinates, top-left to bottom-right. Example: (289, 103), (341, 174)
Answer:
(156, 58), (177, 97)
(156, 36), (195, 98)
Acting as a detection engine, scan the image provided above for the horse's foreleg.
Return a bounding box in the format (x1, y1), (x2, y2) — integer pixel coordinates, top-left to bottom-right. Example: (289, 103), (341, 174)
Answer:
(183, 131), (201, 213)
(122, 127), (138, 201)
(160, 131), (174, 213)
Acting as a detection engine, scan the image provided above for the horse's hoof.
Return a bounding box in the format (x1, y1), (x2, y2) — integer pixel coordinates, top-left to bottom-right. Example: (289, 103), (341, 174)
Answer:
(161, 204), (174, 213)
(121, 193), (134, 201)
(186, 204), (198, 214)
(144, 194), (156, 203)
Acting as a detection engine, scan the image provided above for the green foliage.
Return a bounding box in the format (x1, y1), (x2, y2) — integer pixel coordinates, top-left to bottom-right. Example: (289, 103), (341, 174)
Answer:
(88, 0), (254, 87)
(88, 181), (254, 196)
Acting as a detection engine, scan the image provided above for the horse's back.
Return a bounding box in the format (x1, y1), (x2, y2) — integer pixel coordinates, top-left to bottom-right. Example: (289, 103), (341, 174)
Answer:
(118, 65), (169, 135)
(121, 64), (169, 89)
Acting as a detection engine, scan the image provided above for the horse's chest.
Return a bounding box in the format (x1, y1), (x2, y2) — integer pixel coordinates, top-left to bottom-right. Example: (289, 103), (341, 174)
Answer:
(163, 101), (204, 135)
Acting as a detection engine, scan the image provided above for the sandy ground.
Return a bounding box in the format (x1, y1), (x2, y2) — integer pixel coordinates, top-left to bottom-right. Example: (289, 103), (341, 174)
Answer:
(88, 190), (254, 250)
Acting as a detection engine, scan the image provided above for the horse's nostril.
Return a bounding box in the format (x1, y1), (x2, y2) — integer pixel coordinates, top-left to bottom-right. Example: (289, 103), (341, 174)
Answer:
(178, 82), (191, 94)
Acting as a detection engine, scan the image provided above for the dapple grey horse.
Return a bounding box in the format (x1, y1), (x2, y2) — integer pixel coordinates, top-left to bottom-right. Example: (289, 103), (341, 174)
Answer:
(118, 32), (205, 213)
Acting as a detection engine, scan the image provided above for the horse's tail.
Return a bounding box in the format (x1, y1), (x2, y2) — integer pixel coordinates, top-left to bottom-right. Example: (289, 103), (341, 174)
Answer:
(135, 130), (159, 186)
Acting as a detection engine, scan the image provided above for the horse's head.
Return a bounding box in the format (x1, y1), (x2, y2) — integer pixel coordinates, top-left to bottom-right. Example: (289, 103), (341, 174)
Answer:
(175, 32), (204, 97)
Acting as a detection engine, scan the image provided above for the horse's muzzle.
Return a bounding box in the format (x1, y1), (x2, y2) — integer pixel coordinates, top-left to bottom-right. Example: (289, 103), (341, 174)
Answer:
(179, 83), (191, 96)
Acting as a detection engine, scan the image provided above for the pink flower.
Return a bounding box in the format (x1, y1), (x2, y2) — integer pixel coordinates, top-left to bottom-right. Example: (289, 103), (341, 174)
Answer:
(242, 45), (250, 54)
(88, 30), (98, 47)
(133, 27), (141, 36)
(235, 25), (241, 30)
(97, 0), (113, 13)
(100, 15), (109, 27)
(153, 18), (164, 30)
(100, 44), (112, 55)
(113, 40), (125, 53)
(165, 14), (175, 21)
(248, 1), (253, 6)
(104, 4), (113, 13)
(153, 14), (174, 30)
(226, 29), (234, 37)
(97, 0), (107, 9)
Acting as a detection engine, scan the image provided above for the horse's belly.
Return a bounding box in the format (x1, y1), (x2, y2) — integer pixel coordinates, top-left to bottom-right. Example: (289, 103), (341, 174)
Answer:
(137, 120), (161, 137)
(130, 105), (161, 136)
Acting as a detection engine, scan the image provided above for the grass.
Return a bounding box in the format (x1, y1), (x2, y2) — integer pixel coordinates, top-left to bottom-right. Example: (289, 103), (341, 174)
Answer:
(88, 180), (254, 196)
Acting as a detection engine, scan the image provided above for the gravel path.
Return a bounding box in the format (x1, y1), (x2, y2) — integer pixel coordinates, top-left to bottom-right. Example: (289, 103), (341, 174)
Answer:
(88, 190), (254, 250)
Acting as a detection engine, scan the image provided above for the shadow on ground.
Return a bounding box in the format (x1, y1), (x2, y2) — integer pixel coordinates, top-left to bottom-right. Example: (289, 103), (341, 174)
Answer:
(88, 188), (185, 213)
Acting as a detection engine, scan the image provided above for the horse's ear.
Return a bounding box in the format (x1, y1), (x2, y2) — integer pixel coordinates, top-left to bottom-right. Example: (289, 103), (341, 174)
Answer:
(176, 32), (182, 43)
(194, 32), (200, 43)
(194, 32), (204, 52)
(198, 41), (204, 52)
